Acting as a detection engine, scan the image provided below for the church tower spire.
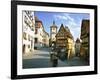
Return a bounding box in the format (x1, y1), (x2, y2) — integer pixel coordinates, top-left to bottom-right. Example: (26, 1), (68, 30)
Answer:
(50, 21), (57, 46)
(53, 20), (55, 25)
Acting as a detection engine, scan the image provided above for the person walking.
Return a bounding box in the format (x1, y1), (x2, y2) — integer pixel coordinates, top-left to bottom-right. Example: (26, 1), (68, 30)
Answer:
(51, 51), (58, 67)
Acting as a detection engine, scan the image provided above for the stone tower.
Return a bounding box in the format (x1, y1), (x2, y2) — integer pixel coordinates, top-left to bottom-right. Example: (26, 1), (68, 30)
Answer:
(50, 21), (57, 46)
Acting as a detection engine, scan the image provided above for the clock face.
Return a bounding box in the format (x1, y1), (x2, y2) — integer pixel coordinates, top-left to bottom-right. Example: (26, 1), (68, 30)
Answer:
(52, 28), (56, 32)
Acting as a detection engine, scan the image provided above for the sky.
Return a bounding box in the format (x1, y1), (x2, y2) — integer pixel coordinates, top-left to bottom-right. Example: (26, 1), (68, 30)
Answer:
(34, 11), (90, 41)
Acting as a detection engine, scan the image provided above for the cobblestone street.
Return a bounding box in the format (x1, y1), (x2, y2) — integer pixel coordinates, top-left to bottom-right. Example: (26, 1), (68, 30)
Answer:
(23, 47), (68, 68)
(23, 47), (89, 68)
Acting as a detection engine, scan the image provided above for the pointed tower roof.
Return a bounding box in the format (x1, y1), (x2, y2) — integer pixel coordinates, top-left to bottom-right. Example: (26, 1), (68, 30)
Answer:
(76, 38), (80, 43)
(56, 24), (66, 37)
(59, 24), (66, 32)
(53, 21), (55, 25)
(57, 24), (66, 33)
(50, 21), (57, 28)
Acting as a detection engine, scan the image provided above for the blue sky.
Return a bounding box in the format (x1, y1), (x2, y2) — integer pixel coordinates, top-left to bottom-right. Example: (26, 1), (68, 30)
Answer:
(34, 11), (90, 41)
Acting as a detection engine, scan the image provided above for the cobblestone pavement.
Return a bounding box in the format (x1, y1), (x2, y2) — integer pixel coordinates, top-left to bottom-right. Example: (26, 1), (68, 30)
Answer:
(23, 47), (89, 69)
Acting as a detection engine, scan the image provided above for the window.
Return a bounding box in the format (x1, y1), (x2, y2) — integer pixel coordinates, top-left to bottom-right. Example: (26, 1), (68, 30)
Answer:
(28, 35), (30, 41)
(53, 28), (55, 30)
(35, 38), (38, 43)
(31, 27), (34, 31)
(52, 28), (55, 32)
(35, 28), (38, 34)
(52, 32), (56, 34)
(24, 15), (28, 24)
(23, 32), (27, 40)
(23, 44), (25, 54)
(35, 23), (38, 27)
(31, 24), (34, 31)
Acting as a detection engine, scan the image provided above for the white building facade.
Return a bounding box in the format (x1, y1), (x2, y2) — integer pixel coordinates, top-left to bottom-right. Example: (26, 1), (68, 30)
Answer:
(22, 11), (35, 55)
(43, 31), (49, 47)
(34, 17), (49, 49)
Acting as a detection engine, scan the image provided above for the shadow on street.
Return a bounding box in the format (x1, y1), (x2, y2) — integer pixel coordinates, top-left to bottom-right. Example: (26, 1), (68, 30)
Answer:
(23, 58), (52, 68)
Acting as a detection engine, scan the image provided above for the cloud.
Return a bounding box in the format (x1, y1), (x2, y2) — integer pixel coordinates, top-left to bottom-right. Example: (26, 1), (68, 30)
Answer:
(54, 15), (68, 20)
(66, 21), (81, 41)
(70, 27), (81, 41)
(54, 13), (74, 21)
(63, 13), (74, 22)
(54, 13), (77, 26)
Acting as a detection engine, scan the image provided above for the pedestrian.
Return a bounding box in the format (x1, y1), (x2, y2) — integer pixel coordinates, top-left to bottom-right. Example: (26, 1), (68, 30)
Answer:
(51, 52), (58, 67)
(50, 47), (54, 61)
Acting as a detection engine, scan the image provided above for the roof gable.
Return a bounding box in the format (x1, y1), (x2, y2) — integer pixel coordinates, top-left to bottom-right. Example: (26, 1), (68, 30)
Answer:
(56, 24), (67, 37)
(56, 24), (73, 39)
